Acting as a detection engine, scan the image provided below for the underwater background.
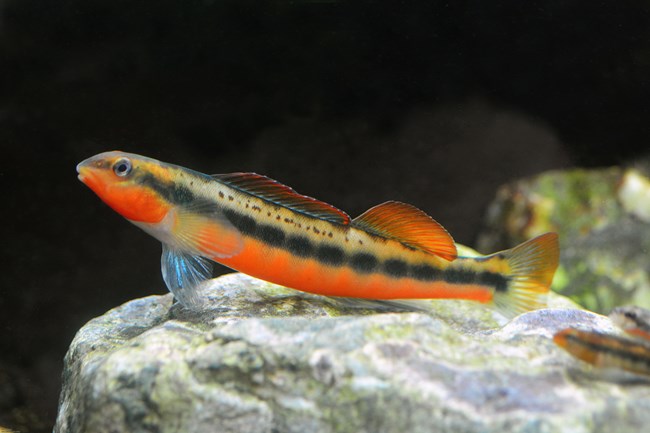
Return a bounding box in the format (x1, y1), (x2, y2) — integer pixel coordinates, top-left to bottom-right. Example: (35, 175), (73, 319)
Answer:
(2, 1), (650, 431)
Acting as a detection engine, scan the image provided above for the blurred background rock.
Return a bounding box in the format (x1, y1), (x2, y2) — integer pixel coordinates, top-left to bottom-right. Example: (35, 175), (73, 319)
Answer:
(2, 0), (650, 431)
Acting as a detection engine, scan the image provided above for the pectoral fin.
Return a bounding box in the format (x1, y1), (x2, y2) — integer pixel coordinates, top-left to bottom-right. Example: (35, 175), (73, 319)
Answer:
(172, 202), (244, 259)
(161, 244), (214, 308)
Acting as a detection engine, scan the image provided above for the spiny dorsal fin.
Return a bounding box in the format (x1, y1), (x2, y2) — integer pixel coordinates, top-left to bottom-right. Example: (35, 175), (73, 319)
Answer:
(213, 172), (350, 225)
(352, 201), (457, 261)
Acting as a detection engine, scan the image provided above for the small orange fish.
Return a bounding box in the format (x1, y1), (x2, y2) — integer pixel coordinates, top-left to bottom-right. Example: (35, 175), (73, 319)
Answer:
(77, 151), (559, 315)
(554, 328), (650, 376)
(609, 305), (650, 341)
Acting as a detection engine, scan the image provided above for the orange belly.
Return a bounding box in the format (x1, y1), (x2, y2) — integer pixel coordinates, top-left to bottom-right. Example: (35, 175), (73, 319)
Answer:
(217, 237), (493, 302)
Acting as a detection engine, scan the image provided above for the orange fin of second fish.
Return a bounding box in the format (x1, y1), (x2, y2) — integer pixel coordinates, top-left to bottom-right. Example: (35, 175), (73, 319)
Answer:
(351, 201), (457, 261)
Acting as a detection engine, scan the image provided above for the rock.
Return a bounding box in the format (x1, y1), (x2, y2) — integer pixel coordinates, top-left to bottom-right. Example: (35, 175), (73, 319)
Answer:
(55, 273), (650, 433)
(477, 167), (650, 313)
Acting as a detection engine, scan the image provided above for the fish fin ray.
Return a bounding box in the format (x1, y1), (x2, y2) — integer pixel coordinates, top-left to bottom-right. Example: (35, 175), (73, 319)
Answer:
(213, 172), (350, 224)
(351, 201), (457, 261)
(492, 232), (560, 317)
(161, 244), (213, 309)
(172, 205), (244, 259)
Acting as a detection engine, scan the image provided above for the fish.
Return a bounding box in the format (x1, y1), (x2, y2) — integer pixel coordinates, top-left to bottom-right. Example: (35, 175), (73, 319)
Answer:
(77, 151), (560, 315)
(609, 305), (650, 341)
(553, 327), (650, 377)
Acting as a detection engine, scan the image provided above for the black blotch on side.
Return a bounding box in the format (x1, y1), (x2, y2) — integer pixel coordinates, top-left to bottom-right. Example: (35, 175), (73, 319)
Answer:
(479, 272), (510, 292)
(316, 245), (345, 266)
(384, 259), (408, 278)
(443, 269), (476, 285)
(287, 236), (314, 258)
(171, 185), (194, 205)
(139, 172), (196, 205)
(411, 264), (442, 281)
(350, 253), (378, 274)
(224, 209), (257, 235)
(259, 225), (286, 247)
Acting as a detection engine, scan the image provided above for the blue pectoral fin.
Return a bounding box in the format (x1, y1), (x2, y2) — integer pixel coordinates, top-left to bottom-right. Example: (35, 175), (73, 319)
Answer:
(161, 243), (214, 309)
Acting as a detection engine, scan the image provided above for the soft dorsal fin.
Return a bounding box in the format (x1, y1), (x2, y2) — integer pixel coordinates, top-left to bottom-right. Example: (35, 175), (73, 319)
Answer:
(352, 201), (457, 261)
(213, 172), (350, 225)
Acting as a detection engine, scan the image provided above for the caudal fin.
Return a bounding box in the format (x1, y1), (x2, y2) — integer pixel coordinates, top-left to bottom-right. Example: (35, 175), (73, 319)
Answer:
(493, 232), (560, 317)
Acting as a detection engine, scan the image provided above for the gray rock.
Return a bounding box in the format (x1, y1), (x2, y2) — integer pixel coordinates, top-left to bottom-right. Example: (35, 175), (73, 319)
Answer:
(55, 274), (650, 433)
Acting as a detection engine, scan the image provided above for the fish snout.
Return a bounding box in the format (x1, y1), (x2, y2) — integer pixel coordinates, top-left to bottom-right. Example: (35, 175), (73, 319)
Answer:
(76, 154), (112, 183)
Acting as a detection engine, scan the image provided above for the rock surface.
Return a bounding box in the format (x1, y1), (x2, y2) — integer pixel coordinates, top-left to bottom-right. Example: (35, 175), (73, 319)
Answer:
(477, 167), (650, 313)
(55, 273), (650, 433)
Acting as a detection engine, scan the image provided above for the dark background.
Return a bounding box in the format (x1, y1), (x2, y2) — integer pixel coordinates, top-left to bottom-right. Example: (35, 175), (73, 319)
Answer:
(2, 0), (650, 431)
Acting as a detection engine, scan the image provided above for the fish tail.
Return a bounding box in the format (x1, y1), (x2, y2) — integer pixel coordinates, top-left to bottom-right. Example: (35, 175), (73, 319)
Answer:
(492, 232), (560, 317)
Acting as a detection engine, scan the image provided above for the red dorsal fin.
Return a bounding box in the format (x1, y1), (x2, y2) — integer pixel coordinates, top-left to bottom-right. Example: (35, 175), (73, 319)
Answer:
(213, 172), (350, 225)
(352, 201), (457, 261)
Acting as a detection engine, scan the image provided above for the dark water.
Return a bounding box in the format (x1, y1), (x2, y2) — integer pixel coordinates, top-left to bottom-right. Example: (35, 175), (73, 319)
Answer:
(2, 1), (650, 431)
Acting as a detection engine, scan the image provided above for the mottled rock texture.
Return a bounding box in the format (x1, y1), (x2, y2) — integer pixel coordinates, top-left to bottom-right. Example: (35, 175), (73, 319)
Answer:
(55, 274), (650, 433)
(478, 167), (650, 313)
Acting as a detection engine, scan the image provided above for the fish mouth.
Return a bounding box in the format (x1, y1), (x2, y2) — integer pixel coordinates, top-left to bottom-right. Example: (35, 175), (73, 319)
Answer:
(76, 155), (102, 183)
(76, 157), (103, 189)
(76, 162), (90, 183)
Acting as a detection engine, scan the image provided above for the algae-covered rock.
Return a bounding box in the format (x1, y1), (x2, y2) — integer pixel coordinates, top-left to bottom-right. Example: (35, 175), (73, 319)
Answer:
(55, 273), (650, 433)
(477, 167), (650, 313)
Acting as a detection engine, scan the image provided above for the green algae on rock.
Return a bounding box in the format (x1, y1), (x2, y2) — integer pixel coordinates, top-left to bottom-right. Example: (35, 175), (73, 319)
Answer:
(55, 273), (650, 433)
(477, 167), (650, 313)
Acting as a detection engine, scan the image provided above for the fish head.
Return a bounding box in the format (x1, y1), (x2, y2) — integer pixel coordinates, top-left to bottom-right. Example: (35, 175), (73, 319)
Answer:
(77, 151), (171, 223)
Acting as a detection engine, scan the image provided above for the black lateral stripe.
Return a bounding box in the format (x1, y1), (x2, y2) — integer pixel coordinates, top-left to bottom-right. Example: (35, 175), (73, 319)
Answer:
(139, 172), (196, 205)
(259, 225), (285, 247)
(224, 209), (257, 235)
(350, 253), (378, 274)
(565, 332), (650, 368)
(222, 207), (510, 290)
(443, 268), (477, 285)
(287, 235), (313, 258)
(384, 259), (408, 278)
(442, 268), (509, 292)
(316, 245), (346, 266)
(411, 264), (442, 281)
(480, 272), (509, 293)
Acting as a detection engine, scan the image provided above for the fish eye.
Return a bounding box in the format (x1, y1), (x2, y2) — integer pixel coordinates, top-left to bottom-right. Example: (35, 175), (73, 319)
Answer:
(113, 158), (132, 177)
(624, 311), (637, 320)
